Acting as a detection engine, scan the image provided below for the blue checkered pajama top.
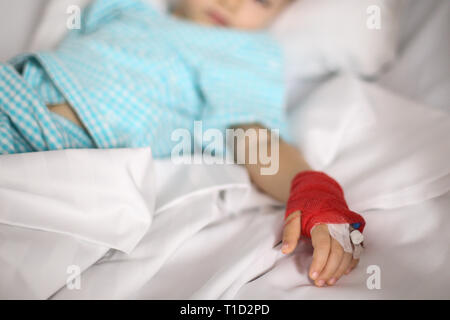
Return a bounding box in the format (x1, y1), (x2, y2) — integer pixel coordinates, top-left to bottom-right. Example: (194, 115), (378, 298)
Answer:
(0, 0), (291, 157)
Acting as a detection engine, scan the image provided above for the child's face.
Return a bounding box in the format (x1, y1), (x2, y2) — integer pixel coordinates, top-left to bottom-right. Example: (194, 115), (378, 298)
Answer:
(175, 0), (291, 30)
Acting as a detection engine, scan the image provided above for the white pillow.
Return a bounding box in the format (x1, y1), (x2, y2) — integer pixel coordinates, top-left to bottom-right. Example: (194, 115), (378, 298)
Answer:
(290, 73), (450, 211)
(269, 0), (405, 79)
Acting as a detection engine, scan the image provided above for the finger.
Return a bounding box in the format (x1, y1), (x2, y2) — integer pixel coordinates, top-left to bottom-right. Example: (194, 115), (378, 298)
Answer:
(281, 210), (301, 254)
(316, 237), (344, 286)
(330, 252), (353, 284)
(345, 258), (360, 274)
(309, 224), (331, 283)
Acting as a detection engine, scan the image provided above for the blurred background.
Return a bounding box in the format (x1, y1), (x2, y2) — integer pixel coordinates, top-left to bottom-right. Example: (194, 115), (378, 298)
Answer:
(0, 0), (48, 62)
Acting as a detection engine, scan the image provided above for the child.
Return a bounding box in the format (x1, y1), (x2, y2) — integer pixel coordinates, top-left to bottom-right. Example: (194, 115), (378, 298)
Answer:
(0, 0), (366, 287)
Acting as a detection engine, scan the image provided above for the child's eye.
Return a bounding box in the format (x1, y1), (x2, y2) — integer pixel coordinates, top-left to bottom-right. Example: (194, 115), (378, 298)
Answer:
(255, 0), (272, 8)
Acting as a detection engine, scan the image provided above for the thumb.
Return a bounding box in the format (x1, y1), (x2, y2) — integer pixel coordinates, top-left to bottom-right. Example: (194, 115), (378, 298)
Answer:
(281, 210), (301, 254)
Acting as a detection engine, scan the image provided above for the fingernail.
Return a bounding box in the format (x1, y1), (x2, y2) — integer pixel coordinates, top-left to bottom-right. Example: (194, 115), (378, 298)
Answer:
(345, 268), (351, 275)
(311, 272), (319, 280)
(317, 279), (325, 287)
(281, 243), (289, 253)
(328, 278), (336, 285)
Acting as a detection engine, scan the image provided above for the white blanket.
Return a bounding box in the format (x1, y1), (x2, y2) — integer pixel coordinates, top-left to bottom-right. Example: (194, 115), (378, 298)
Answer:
(0, 0), (449, 300)
(292, 74), (450, 212)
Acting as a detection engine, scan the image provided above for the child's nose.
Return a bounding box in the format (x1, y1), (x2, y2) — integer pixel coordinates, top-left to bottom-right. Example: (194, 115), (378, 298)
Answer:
(217, 0), (243, 13)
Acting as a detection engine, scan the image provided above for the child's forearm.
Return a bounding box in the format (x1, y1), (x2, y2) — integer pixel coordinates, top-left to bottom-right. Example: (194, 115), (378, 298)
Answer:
(230, 123), (311, 203)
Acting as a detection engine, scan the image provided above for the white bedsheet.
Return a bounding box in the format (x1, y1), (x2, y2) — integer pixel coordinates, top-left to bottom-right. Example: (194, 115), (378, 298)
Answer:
(0, 142), (448, 299)
(54, 192), (450, 300)
(0, 0), (449, 300)
(378, 0), (450, 112)
(1, 77), (449, 298)
(291, 74), (450, 212)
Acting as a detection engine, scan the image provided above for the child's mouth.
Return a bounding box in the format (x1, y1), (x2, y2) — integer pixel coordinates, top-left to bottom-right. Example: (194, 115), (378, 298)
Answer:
(206, 10), (229, 27)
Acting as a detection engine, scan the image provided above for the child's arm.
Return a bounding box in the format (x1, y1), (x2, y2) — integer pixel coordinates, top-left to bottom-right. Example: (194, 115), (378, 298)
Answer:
(231, 124), (311, 203)
(231, 123), (360, 287)
(47, 103), (84, 129)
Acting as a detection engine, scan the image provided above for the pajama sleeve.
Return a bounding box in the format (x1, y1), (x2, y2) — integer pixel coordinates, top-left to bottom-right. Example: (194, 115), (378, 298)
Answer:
(197, 34), (293, 150)
(79, 0), (157, 35)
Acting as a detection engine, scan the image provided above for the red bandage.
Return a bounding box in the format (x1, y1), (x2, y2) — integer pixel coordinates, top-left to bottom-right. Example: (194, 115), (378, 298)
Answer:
(285, 171), (366, 238)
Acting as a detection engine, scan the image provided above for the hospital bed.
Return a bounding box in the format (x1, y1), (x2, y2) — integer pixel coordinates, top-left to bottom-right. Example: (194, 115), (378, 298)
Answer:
(0, 0), (449, 299)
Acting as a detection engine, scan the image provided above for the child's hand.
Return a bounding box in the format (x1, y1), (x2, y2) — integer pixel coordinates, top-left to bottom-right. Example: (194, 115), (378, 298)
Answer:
(281, 210), (359, 287)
